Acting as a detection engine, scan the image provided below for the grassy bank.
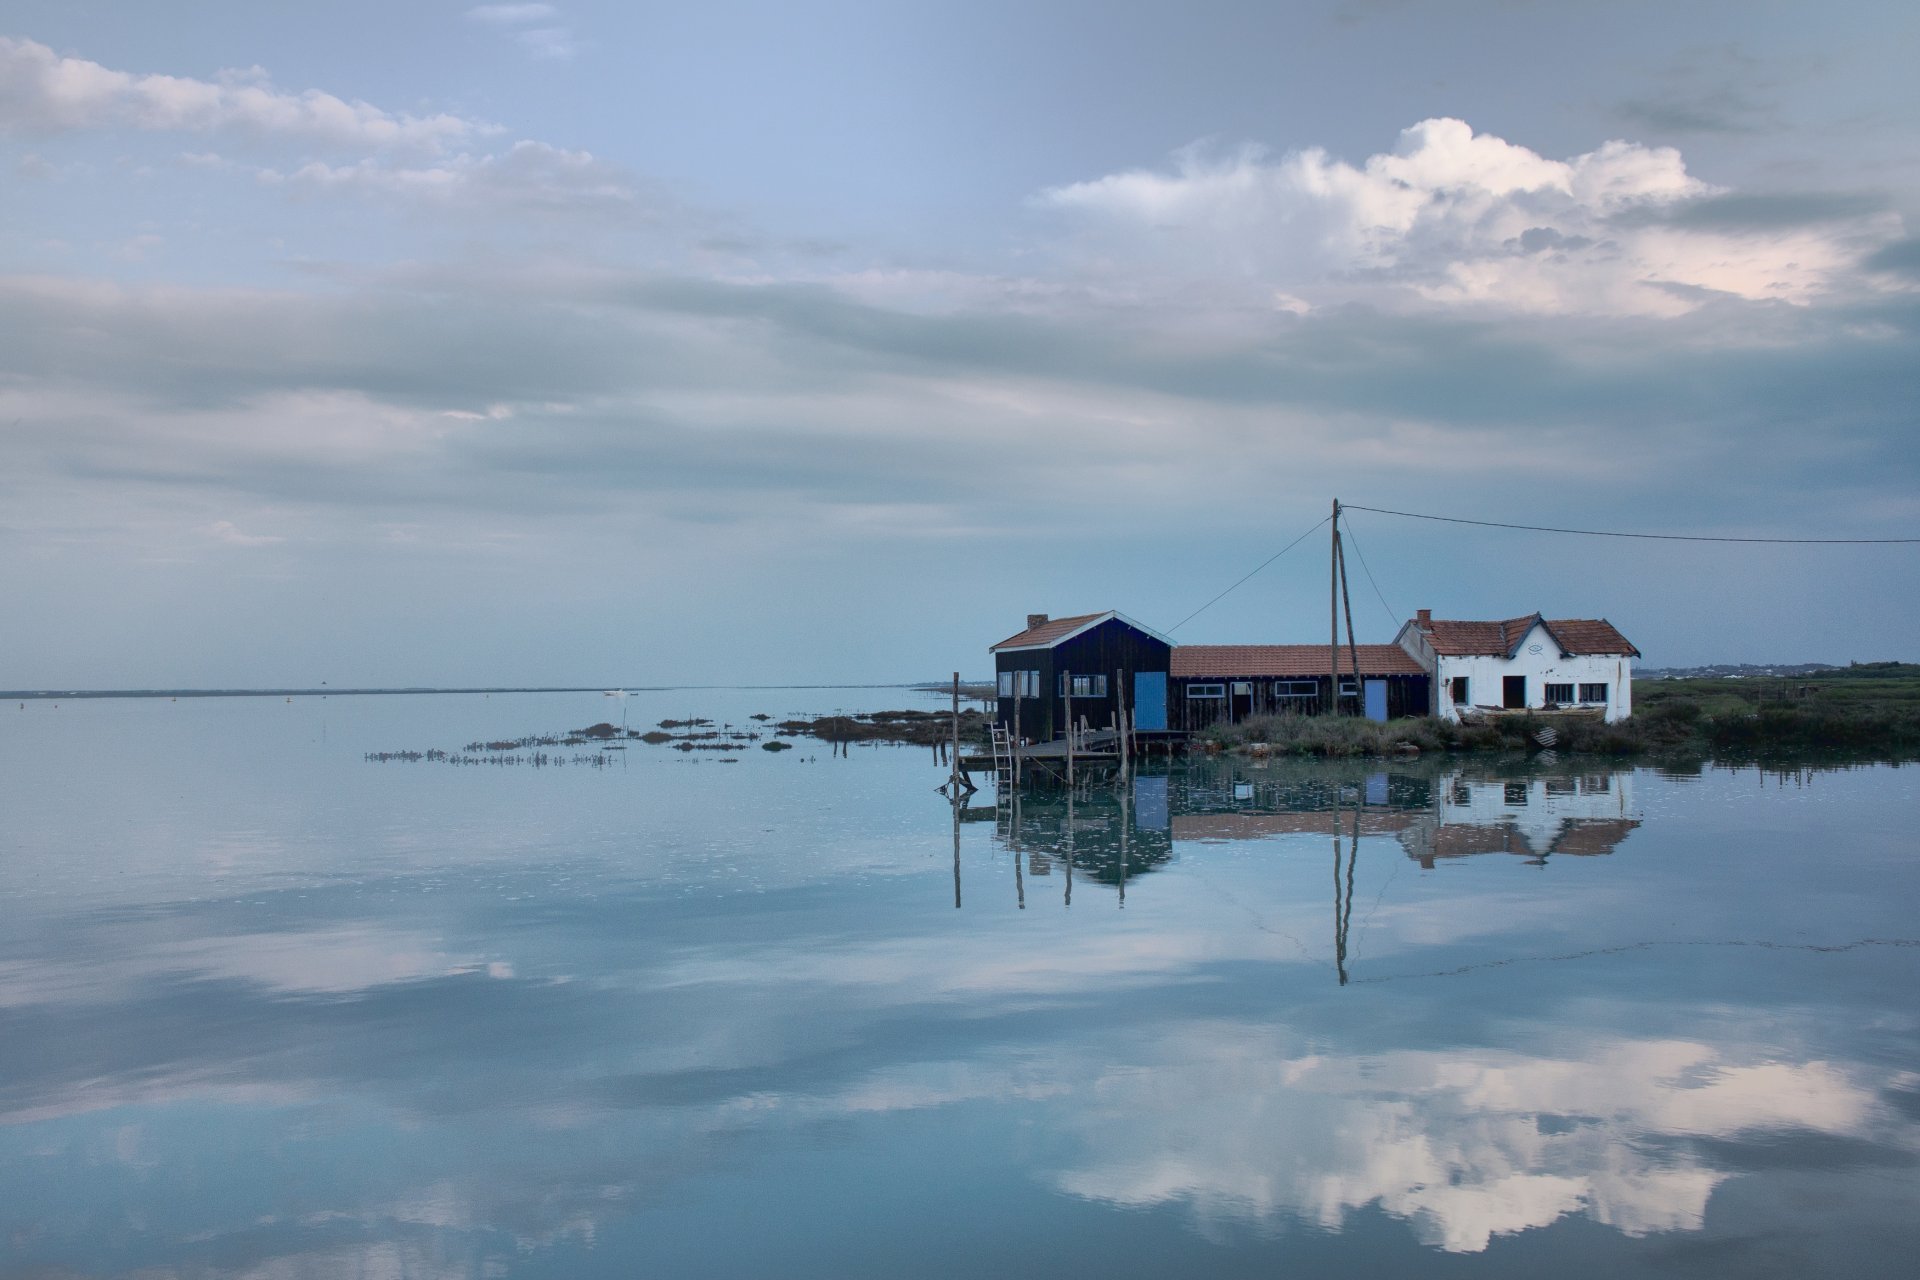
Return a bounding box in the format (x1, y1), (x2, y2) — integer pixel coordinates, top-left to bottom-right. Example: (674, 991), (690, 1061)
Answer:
(1202, 662), (1920, 759)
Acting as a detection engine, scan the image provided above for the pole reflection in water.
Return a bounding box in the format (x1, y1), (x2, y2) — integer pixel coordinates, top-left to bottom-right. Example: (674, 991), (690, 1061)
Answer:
(978, 757), (1644, 985)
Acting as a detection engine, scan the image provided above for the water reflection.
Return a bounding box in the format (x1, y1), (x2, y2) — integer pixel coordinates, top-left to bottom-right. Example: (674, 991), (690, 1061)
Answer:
(4, 697), (1918, 1277)
(977, 758), (1642, 911)
(1044, 1025), (1909, 1254)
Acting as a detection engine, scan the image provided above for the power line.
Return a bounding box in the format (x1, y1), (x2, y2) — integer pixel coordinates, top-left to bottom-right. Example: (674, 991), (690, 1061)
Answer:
(1167, 515), (1330, 633)
(1343, 504), (1920, 545)
(1338, 516), (1400, 629)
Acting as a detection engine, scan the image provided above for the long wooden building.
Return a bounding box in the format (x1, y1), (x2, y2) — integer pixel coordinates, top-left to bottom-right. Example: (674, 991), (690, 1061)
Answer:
(989, 610), (1436, 742)
(1168, 644), (1430, 731)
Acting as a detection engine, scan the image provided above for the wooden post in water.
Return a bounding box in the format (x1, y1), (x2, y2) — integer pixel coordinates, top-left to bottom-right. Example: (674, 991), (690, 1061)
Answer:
(1115, 668), (1128, 773)
(952, 789), (963, 909)
(1064, 670), (1075, 787)
(1012, 681), (1023, 788)
(950, 672), (962, 792)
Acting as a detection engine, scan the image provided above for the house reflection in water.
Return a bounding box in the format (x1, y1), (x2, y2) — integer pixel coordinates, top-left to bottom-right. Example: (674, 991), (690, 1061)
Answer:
(974, 758), (1641, 912)
(982, 775), (1177, 907)
(1397, 772), (1639, 868)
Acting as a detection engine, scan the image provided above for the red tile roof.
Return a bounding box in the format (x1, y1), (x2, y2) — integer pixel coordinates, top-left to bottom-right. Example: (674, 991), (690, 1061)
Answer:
(1170, 644), (1427, 678)
(1418, 615), (1543, 657)
(1542, 619), (1640, 658)
(990, 611), (1109, 651)
(1413, 614), (1638, 658)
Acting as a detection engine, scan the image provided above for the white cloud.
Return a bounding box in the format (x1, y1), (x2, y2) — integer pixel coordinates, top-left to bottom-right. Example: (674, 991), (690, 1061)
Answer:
(467, 5), (577, 60)
(1038, 117), (1904, 316)
(263, 140), (638, 212)
(467, 3), (560, 23)
(0, 35), (485, 152)
(514, 27), (578, 60)
(202, 520), (284, 546)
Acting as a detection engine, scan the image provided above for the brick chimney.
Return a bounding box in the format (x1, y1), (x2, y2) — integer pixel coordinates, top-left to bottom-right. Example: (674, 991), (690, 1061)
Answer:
(1416, 608), (1432, 626)
(1026, 613), (1050, 631)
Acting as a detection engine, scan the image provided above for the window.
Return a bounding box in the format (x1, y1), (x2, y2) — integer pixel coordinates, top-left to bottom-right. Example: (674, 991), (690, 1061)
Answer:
(1058, 673), (1107, 698)
(1579, 682), (1608, 704)
(1504, 781), (1529, 806)
(1230, 681), (1252, 696)
(1581, 773), (1610, 794)
(1274, 680), (1317, 701)
(1000, 670), (1039, 698)
(1339, 678), (1359, 697)
(1545, 778), (1576, 797)
(1450, 676), (1469, 706)
(1186, 683), (1225, 699)
(1544, 682), (1575, 706)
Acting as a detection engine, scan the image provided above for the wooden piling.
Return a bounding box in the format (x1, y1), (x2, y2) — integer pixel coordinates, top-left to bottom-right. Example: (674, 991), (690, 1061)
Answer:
(949, 671), (962, 792)
(1064, 670), (1075, 787)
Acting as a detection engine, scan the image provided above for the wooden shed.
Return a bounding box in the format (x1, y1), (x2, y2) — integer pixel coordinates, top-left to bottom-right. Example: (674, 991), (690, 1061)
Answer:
(1168, 644), (1431, 730)
(990, 611), (1174, 743)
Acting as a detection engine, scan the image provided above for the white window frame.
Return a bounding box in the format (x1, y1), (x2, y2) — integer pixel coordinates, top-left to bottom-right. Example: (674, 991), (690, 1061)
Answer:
(1274, 680), (1317, 700)
(1186, 683), (1226, 699)
(1058, 673), (1107, 698)
(1579, 682), (1608, 704)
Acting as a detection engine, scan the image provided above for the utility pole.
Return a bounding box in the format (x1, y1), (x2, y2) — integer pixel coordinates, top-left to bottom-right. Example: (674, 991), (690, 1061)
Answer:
(1338, 535), (1361, 715)
(1330, 498), (1341, 716)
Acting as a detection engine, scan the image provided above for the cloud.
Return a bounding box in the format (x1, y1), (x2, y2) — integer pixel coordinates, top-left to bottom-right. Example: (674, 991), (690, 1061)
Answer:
(1036, 117), (1905, 316)
(202, 519), (284, 546)
(1865, 238), (1920, 280)
(263, 140), (644, 214)
(467, 4), (577, 60)
(0, 259), (1915, 554)
(1049, 1027), (1899, 1253)
(0, 35), (485, 151)
(467, 3), (560, 23)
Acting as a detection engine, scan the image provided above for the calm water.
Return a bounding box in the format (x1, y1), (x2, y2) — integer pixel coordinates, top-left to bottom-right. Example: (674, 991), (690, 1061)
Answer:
(4, 691), (1918, 1278)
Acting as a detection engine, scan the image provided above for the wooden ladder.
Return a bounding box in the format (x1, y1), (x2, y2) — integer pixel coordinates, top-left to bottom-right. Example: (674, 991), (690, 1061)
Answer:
(989, 724), (1015, 791)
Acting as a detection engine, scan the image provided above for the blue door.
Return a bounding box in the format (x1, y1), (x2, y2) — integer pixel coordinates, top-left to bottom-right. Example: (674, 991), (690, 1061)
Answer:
(1364, 679), (1388, 723)
(1133, 671), (1168, 731)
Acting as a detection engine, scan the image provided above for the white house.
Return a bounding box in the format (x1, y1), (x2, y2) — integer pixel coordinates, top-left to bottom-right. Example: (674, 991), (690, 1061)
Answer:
(1394, 610), (1640, 723)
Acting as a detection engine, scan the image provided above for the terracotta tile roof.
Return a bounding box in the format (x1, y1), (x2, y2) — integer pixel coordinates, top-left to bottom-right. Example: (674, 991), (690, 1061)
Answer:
(1541, 619), (1640, 657)
(1418, 615), (1543, 657)
(1170, 644), (1427, 678)
(990, 611), (1108, 651)
(1413, 614), (1638, 658)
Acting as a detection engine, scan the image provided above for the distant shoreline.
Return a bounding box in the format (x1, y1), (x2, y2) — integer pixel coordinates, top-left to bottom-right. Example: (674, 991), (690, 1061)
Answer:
(3, 682), (980, 702)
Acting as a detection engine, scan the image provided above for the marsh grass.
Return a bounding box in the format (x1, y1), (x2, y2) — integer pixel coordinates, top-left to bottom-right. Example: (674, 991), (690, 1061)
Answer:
(1205, 664), (1920, 760)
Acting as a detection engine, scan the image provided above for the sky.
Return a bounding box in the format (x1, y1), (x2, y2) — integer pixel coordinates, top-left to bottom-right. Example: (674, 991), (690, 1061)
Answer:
(2, 0), (1917, 686)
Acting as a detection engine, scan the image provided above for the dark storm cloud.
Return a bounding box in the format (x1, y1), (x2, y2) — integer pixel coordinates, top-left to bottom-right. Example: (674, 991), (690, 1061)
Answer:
(1864, 238), (1920, 279)
(3, 264), (1916, 541)
(1613, 191), (1892, 231)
